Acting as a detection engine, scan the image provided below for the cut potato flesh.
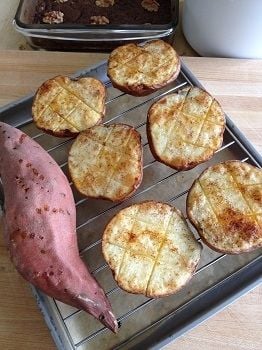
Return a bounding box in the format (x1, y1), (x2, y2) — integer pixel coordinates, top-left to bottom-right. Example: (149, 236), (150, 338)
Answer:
(32, 76), (106, 137)
(147, 86), (226, 170)
(102, 201), (202, 297)
(187, 160), (262, 254)
(68, 124), (143, 202)
(107, 40), (181, 96)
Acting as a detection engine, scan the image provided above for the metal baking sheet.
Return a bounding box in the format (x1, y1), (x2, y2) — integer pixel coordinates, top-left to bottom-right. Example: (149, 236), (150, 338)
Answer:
(0, 60), (261, 350)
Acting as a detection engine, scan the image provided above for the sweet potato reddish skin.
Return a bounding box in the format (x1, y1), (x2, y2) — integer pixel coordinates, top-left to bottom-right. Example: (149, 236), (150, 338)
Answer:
(0, 122), (118, 333)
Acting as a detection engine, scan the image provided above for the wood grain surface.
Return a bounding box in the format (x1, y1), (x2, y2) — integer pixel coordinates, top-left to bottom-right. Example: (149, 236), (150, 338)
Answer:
(0, 51), (261, 350)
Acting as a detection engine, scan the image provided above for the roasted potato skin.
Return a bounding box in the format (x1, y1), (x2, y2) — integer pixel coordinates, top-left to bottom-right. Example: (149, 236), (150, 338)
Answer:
(109, 68), (181, 97)
(34, 125), (79, 138)
(0, 122), (118, 333)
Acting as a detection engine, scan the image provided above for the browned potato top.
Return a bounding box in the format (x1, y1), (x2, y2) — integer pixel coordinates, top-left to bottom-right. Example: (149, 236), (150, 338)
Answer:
(107, 40), (181, 96)
(187, 161), (262, 254)
(68, 124), (143, 201)
(103, 201), (202, 297)
(147, 86), (226, 170)
(32, 75), (106, 137)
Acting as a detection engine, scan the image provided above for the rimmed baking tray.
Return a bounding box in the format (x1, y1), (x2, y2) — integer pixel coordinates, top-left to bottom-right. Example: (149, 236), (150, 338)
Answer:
(0, 60), (261, 350)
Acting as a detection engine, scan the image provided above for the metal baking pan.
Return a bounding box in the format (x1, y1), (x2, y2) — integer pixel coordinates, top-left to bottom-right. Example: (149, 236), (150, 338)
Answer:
(13, 0), (179, 51)
(0, 59), (261, 350)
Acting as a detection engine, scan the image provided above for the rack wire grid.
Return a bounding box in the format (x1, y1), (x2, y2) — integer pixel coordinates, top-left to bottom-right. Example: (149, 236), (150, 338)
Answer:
(1, 61), (261, 350)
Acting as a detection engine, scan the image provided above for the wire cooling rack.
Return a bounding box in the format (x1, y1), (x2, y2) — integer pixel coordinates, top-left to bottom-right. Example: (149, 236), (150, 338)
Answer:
(0, 60), (261, 350)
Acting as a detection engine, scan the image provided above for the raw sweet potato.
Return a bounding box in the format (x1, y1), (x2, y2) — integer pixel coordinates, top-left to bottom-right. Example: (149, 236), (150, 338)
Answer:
(0, 122), (118, 333)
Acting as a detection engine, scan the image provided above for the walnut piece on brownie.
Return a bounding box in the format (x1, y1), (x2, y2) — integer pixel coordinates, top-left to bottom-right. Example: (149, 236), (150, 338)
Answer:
(95, 0), (115, 7)
(141, 0), (160, 12)
(42, 11), (64, 24)
(90, 15), (110, 24)
(55, 0), (68, 4)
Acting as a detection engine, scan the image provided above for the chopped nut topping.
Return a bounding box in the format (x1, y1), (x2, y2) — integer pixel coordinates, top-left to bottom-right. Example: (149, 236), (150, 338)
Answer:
(55, 0), (68, 3)
(42, 11), (64, 24)
(95, 0), (114, 7)
(141, 0), (160, 12)
(90, 15), (110, 24)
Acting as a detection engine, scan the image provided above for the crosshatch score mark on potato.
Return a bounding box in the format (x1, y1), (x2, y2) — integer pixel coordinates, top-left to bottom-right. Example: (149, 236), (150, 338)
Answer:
(32, 76), (106, 137)
(147, 86), (226, 170)
(102, 201), (202, 298)
(68, 124), (143, 202)
(187, 161), (262, 254)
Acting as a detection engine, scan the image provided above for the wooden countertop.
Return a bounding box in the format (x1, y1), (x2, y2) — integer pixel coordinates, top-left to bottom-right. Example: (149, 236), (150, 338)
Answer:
(0, 51), (261, 350)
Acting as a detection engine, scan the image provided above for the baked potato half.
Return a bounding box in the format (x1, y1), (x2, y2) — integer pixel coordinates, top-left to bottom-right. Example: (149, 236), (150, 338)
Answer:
(32, 75), (106, 137)
(147, 86), (226, 170)
(68, 124), (143, 201)
(102, 201), (202, 297)
(107, 40), (181, 96)
(187, 160), (262, 254)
